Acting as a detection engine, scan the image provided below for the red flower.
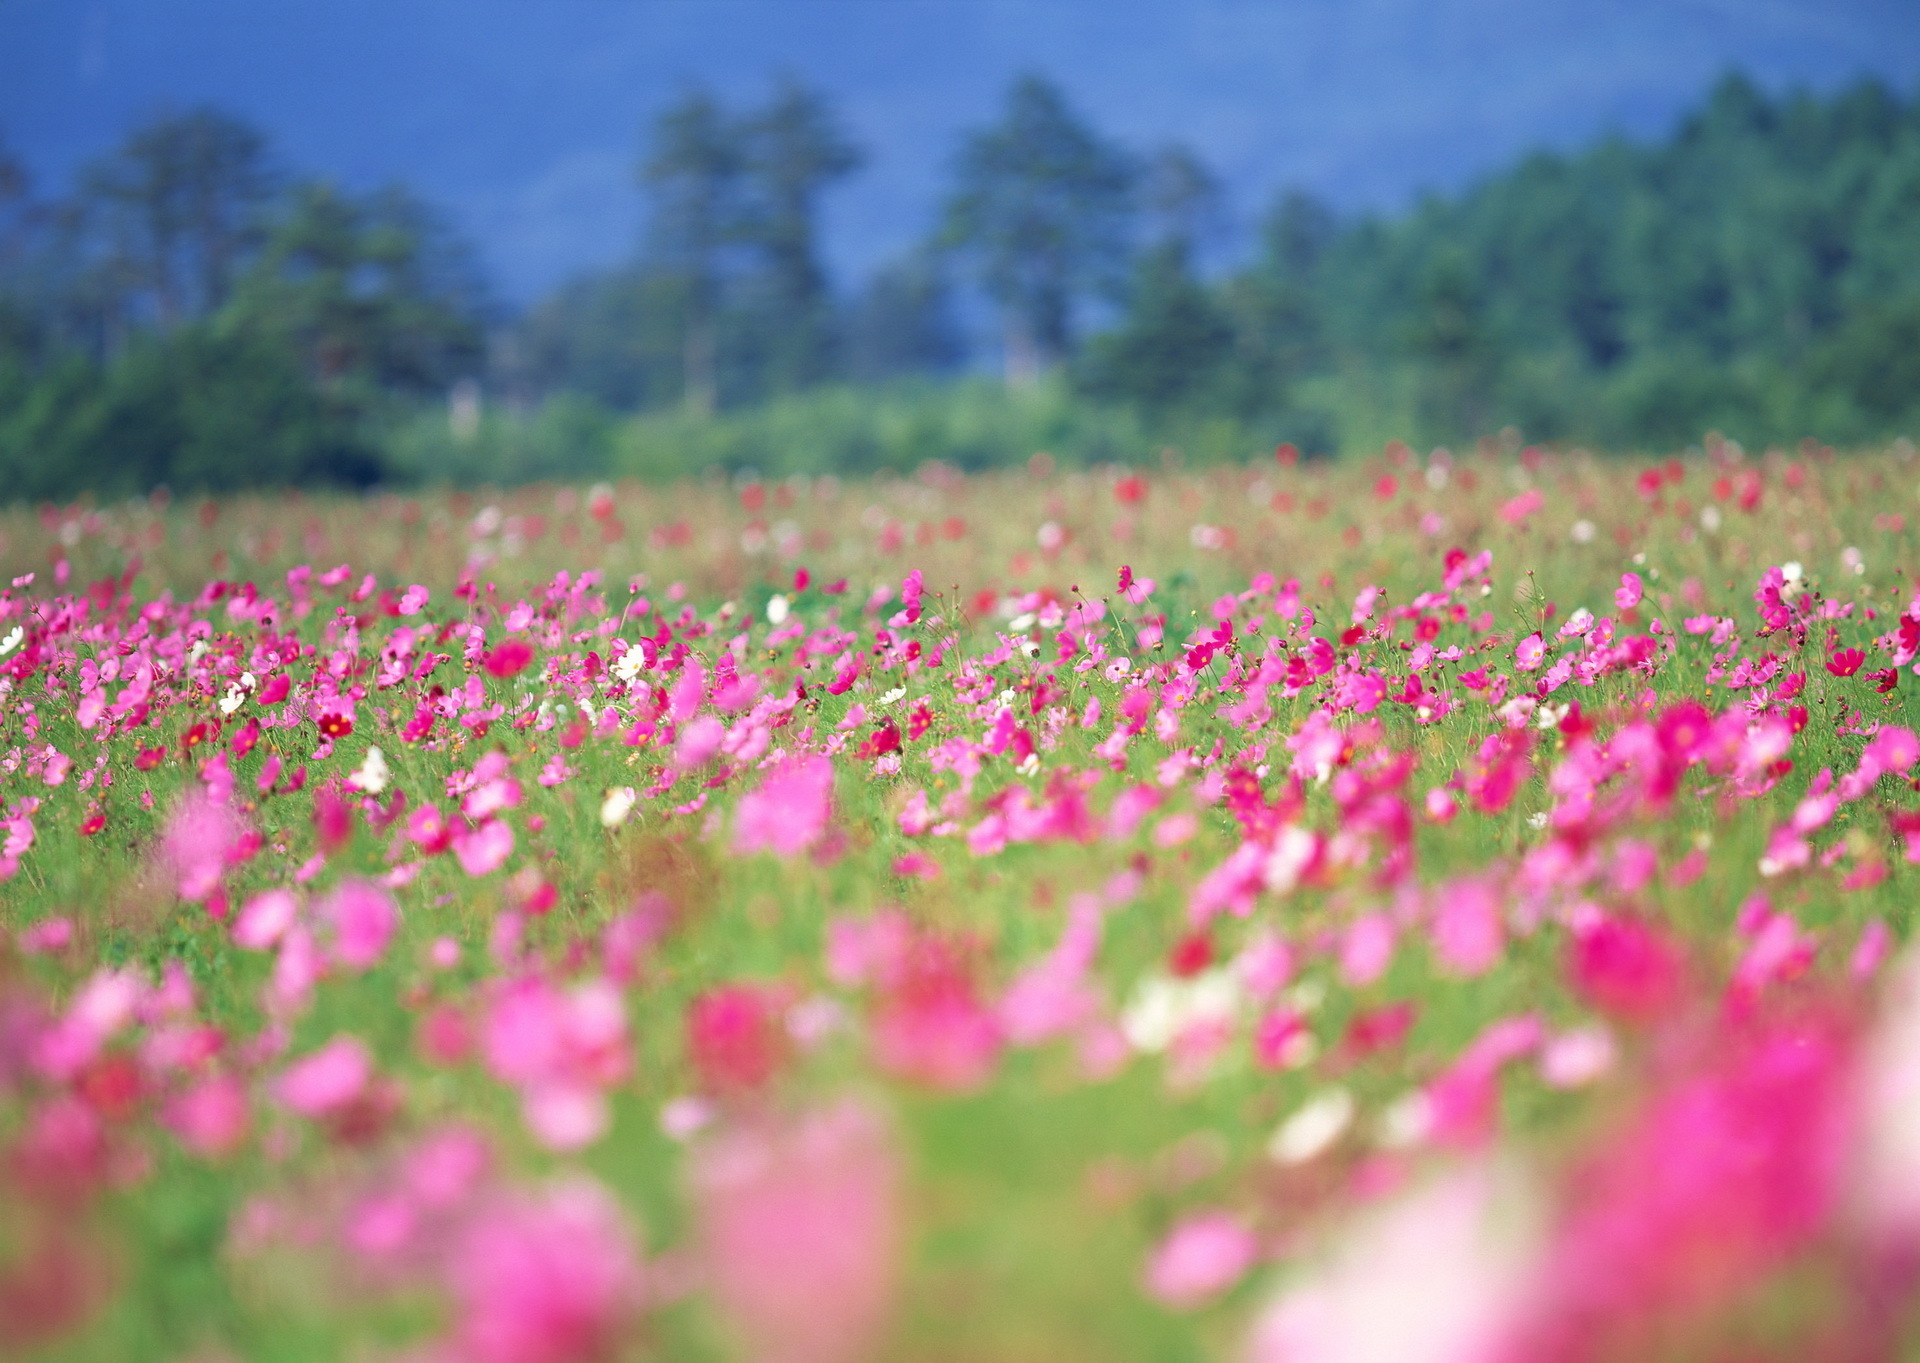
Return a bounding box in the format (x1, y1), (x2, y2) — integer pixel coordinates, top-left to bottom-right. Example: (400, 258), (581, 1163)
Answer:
(1868, 667), (1899, 694)
(1826, 648), (1865, 677)
(1168, 931), (1214, 978)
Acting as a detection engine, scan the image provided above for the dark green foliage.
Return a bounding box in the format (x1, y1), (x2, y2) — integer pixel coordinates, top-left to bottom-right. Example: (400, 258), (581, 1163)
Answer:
(0, 110), (484, 499)
(939, 74), (1137, 381)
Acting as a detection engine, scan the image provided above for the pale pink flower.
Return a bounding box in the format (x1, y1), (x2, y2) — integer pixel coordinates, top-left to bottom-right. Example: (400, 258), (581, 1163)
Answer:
(320, 878), (399, 971)
(233, 889), (299, 950)
(691, 1099), (901, 1363)
(164, 1074), (250, 1158)
(1144, 1211), (1258, 1308)
(161, 789), (242, 902)
(1432, 879), (1505, 976)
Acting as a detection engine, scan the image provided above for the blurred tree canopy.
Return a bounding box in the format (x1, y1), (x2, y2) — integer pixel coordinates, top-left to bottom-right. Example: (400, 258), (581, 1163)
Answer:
(0, 105), (485, 500)
(5, 71), (1920, 499)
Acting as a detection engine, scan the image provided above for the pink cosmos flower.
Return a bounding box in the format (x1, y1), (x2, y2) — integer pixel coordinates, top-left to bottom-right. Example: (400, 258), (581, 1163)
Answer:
(1145, 1211), (1259, 1309)
(1614, 571), (1643, 611)
(163, 1074), (249, 1158)
(272, 1036), (373, 1118)
(1432, 879), (1505, 977)
(319, 878), (398, 971)
(409, 802), (455, 855)
(691, 1099), (901, 1363)
(734, 755), (834, 857)
(454, 819), (515, 877)
(446, 1181), (645, 1363)
(233, 889), (299, 950)
(675, 714), (726, 770)
(1514, 632), (1547, 671)
(160, 789), (243, 903)
(482, 640), (535, 678)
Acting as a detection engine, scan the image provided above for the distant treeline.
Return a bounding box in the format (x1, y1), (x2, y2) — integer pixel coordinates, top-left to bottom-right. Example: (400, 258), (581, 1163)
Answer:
(2, 71), (1918, 497)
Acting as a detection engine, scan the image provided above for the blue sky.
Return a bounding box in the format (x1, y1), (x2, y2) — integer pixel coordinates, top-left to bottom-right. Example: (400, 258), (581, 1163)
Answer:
(3, 0), (1917, 303)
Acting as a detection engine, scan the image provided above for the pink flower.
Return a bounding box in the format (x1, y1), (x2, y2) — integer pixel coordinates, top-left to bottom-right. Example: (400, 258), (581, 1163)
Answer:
(868, 935), (1001, 1091)
(688, 984), (790, 1095)
(1145, 1211), (1259, 1308)
(1514, 632), (1547, 671)
(1568, 917), (1686, 1024)
(409, 802), (455, 855)
(398, 584), (430, 615)
(455, 819), (515, 877)
(273, 1036), (373, 1118)
(233, 889), (299, 950)
(1432, 879), (1505, 976)
(164, 1074), (249, 1158)
(691, 1099), (901, 1363)
(734, 755), (834, 857)
(447, 1181), (644, 1363)
(1826, 647), (1865, 677)
(675, 714), (726, 770)
(1615, 572), (1644, 611)
(480, 977), (630, 1150)
(160, 789), (243, 903)
(320, 878), (398, 971)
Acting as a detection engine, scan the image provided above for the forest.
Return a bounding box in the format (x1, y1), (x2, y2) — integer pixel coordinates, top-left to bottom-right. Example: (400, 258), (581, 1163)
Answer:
(1, 70), (1917, 497)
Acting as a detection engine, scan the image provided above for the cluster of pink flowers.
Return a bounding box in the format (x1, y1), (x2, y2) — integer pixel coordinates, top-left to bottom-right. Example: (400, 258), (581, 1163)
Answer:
(3, 447), (1919, 1358)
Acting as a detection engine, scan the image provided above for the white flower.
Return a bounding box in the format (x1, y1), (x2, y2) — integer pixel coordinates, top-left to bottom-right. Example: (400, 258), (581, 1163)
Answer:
(1269, 1088), (1355, 1164)
(1264, 824), (1318, 894)
(1570, 519), (1596, 543)
(1700, 505), (1723, 533)
(765, 594), (790, 625)
(347, 745), (390, 794)
(1015, 752), (1041, 777)
(1009, 612), (1037, 632)
(0, 626), (20, 657)
(600, 786), (637, 829)
(879, 687), (907, 706)
(218, 683), (248, 716)
(612, 648), (647, 683)
(1121, 969), (1241, 1054)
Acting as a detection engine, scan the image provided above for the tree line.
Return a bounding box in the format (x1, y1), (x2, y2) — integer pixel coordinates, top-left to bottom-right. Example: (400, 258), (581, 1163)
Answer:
(3, 70), (1919, 498)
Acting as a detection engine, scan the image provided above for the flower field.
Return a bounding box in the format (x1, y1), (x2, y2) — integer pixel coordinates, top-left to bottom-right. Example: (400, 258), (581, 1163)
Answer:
(8, 439), (1920, 1361)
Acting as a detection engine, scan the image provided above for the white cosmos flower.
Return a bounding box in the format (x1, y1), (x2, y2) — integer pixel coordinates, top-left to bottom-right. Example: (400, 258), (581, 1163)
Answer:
(347, 746), (390, 795)
(612, 648), (647, 683)
(1270, 1088), (1356, 1164)
(600, 786), (637, 829)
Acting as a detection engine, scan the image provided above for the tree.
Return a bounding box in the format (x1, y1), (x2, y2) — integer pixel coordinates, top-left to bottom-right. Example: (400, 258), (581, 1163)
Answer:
(77, 106), (278, 330)
(1141, 143), (1226, 260)
(228, 180), (486, 397)
(1078, 240), (1233, 416)
(641, 89), (748, 416)
(846, 251), (965, 383)
(939, 75), (1135, 386)
(741, 78), (863, 392)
